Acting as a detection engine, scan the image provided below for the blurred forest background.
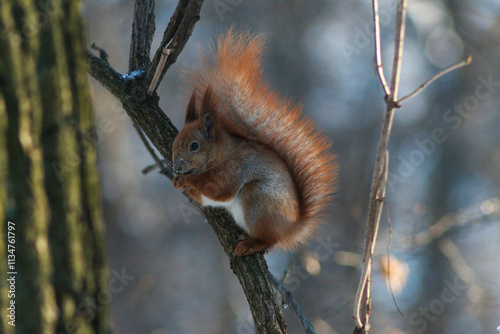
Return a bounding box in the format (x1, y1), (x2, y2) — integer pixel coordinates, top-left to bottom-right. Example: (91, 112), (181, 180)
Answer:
(83, 0), (500, 333)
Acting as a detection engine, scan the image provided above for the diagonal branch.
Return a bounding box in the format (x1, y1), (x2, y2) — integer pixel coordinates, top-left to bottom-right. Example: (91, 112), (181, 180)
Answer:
(85, 50), (126, 97)
(146, 0), (203, 94)
(371, 0), (391, 97)
(397, 55), (473, 104)
(129, 0), (156, 71)
(133, 123), (175, 178)
(148, 42), (173, 95)
(269, 272), (316, 334)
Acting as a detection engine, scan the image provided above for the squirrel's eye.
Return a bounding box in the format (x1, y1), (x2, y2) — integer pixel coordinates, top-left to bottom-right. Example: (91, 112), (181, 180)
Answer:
(189, 141), (199, 152)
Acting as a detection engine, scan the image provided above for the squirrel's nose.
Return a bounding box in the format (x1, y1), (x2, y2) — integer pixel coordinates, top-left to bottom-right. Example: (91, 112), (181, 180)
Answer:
(173, 159), (183, 173)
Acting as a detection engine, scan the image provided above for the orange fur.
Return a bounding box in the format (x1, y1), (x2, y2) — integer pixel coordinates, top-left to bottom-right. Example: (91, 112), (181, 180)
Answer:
(178, 29), (338, 253)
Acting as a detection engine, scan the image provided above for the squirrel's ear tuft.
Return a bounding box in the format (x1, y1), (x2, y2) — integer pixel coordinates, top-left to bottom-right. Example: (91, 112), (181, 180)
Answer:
(200, 86), (217, 139)
(201, 85), (217, 115)
(202, 113), (215, 139)
(185, 91), (198, 124)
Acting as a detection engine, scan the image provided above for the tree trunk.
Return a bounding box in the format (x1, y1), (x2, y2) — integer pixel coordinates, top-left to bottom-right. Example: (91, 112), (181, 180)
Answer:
(0, 1), (109, 333)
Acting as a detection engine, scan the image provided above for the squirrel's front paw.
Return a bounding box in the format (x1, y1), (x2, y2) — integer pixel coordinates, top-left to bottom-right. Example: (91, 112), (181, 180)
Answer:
(172, 175), (182, 189)
(173, 174), (191, 191)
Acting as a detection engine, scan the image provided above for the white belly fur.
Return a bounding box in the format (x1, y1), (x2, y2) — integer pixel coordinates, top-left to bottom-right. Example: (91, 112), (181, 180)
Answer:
(200, 195), (247, 232)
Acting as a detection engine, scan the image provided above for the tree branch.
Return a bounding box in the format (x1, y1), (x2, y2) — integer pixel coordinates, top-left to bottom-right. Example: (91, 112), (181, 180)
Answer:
(388, 0), (407, 103)
(85, 50), (126, 98)
(269, 272), (316, 334)
(145, 0), (203, 94)
(371, 0), (390, 97)
(129, 0), (156, 71)
(91, 43), (109, 64)
(353, 0), (408, 332)
(398, 197), (500, 247)
(133, 123), (175, 178)
(148, 43), (173, 95)
(397, 55), (473, 104)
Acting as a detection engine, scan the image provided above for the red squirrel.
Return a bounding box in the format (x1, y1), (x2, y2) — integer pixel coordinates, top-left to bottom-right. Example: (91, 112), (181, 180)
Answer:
(172, 30), (338, 256)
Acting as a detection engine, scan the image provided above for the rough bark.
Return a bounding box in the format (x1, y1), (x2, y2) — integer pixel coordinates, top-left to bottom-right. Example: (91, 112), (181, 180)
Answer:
(129, 0), (155, 71)
(0, 1), (109, 333)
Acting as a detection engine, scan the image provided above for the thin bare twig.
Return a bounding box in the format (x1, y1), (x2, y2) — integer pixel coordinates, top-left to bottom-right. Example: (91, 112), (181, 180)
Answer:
(353, 0), (472, 331)
(148, 41), (173, 95)
(142, 162), (161, 175)
(269, 271), (316, 334)
(353, 0), (408, 332)
(353, 150), (389, 331)
(279, 255), (294, 283)
(133, 123), (175, 179)
(388, 0), (407, 103)
(397, 55), (473, 104)
(91, 43), (109, 64)
(372, 0), (391, 97)
(404, 197), (500, 247)
(384, 205), (405, 318)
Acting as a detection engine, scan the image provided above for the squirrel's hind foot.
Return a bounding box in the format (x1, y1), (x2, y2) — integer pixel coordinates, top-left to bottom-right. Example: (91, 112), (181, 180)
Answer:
(234, 236), (269, 256)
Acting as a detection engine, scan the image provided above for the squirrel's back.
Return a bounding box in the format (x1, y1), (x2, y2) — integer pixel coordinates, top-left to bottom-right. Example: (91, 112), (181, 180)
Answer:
(185, 29), (338, 247)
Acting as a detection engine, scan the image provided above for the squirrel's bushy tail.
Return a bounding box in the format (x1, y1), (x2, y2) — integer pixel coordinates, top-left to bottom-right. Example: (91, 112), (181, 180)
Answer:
(185, 29), (338, 246)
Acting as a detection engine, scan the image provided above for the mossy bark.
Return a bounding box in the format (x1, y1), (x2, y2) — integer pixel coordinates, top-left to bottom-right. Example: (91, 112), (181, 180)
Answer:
(0, 1), (109, 333)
